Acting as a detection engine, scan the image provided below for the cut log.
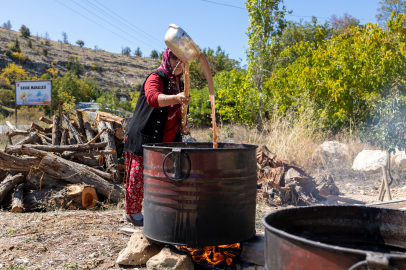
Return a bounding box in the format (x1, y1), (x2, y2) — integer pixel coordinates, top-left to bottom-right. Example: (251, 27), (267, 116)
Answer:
(122, 118), (131, 134)
(11, 183), (24, 213)
(24, 187), (64, 212)
(0, 173), (25, 203)
(5, 142), (108, 155)
(39, 154), (123, 202)
(61, 128), (68, 146)
(98, 121), (120, 183)
(31, 123), (52, 133)
(6, 121), (29, 137)
(84, 122), (95, 142)
(27, 170), (68, 189)
(52, 115), (60, 145)
(76, 109), (86, 137)
(61, 149), (115, 159)
(58, 100), (63, 127)
(15, 132), (39, 146)
(0, 151), (41, 171)
(55, 184), (98, 209)
(115, 128), (124, 140)
(95, 111), (124, 125)
(39, 116), (53, 125)
(62, 113), (83, 144)
(39, 134), (51, 145)
(85, 128), (107, 145)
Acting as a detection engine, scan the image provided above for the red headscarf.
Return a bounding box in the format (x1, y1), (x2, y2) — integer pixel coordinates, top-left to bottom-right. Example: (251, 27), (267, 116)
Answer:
(157, 47), (184, 85)
(156, 47), (184, 118)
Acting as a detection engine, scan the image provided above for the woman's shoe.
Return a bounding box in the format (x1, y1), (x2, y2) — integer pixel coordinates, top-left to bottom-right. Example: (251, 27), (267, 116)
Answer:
(125, 214), (144, 226)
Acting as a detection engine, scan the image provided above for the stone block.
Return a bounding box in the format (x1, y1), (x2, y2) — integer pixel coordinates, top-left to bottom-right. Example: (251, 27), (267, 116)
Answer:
(240, 235), (265, 266)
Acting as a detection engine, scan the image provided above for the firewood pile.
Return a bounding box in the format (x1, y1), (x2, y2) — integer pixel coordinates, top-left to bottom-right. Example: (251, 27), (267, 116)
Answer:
(0, 104), (130, 213)
(257, 145), (340, 206)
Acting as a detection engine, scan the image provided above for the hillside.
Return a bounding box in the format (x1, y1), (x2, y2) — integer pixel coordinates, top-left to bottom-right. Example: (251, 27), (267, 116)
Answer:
(0, 27), (157, 93)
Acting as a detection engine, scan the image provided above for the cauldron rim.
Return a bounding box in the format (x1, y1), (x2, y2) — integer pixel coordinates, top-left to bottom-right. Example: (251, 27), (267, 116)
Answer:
(262, 205), (406, 259)
(143, 142), (258, 151)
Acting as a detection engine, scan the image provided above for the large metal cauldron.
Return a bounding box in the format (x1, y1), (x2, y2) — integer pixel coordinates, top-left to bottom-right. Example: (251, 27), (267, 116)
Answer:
(263, 205), (406, 270)
(142, 142), (258, 246)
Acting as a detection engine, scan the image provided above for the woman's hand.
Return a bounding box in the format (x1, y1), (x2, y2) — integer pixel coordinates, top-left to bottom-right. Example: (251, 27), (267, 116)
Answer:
(180, 124), (189, 134)
(175, 93), (191, 106)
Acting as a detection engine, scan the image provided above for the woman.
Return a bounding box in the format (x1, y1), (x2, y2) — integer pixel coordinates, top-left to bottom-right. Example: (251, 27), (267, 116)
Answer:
(123, 48), (190, 226)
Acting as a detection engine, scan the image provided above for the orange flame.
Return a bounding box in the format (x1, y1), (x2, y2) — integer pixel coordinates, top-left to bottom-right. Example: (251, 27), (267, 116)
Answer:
(177, 243), (241, 266)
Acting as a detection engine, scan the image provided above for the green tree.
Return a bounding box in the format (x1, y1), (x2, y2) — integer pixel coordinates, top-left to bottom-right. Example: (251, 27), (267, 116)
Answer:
(150, 49), (159, 59)
(376, 0), (406, 25)
(134, 47), (142, 57)
(97, 91), (119, 115)
(245, 0), (290, 121)
(276, 17), (331, 68)
(27, 39), (32, 48)
(19, 24), (30, 38)
(62, 31), (69, 44)
(65, 56), (83, 76)
(10, 38), (21, 53)
(268, 13), (406, 130)
(76, 40), (85, 48)
(189, 46), (240, 90)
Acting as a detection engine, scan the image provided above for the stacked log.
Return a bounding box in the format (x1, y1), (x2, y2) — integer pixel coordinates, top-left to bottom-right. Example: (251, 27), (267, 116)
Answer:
(0, 108), (129, 212)
(257, 145), (339, 206)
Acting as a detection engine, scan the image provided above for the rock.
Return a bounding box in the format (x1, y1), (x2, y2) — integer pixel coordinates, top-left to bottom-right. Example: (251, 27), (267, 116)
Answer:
(146, 247), (194, 270)
(240, 235), (265, 266)
(116, 232), (162, 266)
(352, 150), (387, 172)
(313, 141), (349, 166)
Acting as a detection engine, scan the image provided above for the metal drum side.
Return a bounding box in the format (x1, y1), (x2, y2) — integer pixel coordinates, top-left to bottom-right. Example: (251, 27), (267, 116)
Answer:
(263, 205), (406, 270)
(142, 142), (258, 246)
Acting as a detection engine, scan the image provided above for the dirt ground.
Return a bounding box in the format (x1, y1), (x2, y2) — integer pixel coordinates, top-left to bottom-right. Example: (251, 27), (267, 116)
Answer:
(1, 180), (405, 270)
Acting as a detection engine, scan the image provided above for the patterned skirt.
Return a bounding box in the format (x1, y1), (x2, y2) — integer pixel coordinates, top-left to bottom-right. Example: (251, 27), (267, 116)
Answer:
(125, 152), (144, 214)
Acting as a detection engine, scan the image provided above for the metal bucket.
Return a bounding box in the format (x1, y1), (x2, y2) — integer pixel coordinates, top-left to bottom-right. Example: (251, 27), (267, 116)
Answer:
(263, 205), (406, 270)
(142, 142), (258, 246)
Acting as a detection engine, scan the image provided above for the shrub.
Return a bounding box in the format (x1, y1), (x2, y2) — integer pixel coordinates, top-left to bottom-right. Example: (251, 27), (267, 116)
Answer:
(10, 38), (21, 53)
(0, 63), (27, 83)
(11, 52), (27, 63)
(42, 47), (48, 56)
(4, 50), (12, 57)
(19, 24), (30, 38)
(46, 68), (58, 77)
(91, 63), (98, 71)
(65, 56), (83, 76)
(27, 39), (32, 48)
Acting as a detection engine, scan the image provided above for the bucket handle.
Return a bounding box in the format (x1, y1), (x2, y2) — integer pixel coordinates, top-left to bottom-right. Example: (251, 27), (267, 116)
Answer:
(348, 253), (397, 270)
(162, 148), (191, 181)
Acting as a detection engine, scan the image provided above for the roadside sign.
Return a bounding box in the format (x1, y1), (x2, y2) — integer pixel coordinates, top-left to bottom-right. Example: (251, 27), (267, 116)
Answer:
(14, 80), (53, 124)
(15, 80), (52, 106)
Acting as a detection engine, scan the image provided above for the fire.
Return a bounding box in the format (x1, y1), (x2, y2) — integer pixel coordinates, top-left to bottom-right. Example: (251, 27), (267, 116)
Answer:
(177, 243), (241, 266)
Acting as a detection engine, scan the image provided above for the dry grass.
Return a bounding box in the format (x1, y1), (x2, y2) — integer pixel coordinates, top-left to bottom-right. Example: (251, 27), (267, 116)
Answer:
(192, 112), (373, 172)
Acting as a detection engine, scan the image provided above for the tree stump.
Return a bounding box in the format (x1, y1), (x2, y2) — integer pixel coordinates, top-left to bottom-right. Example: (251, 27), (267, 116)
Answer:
(11, 183), (24, 213)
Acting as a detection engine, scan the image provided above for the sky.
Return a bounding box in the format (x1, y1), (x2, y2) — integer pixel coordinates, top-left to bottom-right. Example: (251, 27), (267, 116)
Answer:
(0, 0), (380, 67)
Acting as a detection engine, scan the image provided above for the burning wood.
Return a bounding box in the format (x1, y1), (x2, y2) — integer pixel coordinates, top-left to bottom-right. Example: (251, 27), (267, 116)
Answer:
(177, 243), (241, 266)
(257, 145), (339, 206)
(0, 108), (127, 212)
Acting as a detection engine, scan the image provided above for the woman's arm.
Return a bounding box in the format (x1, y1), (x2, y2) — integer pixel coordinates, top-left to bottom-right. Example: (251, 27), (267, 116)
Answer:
(157, 93), (190, 107)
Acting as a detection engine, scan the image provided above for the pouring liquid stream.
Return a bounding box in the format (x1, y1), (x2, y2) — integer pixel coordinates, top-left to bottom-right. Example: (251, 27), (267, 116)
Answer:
(210, 94), (218, 148)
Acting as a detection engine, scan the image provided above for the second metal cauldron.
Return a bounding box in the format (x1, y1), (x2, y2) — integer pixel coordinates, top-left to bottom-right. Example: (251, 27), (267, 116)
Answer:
(263, 205), (406, 270)
(142, 142), (258, 246)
